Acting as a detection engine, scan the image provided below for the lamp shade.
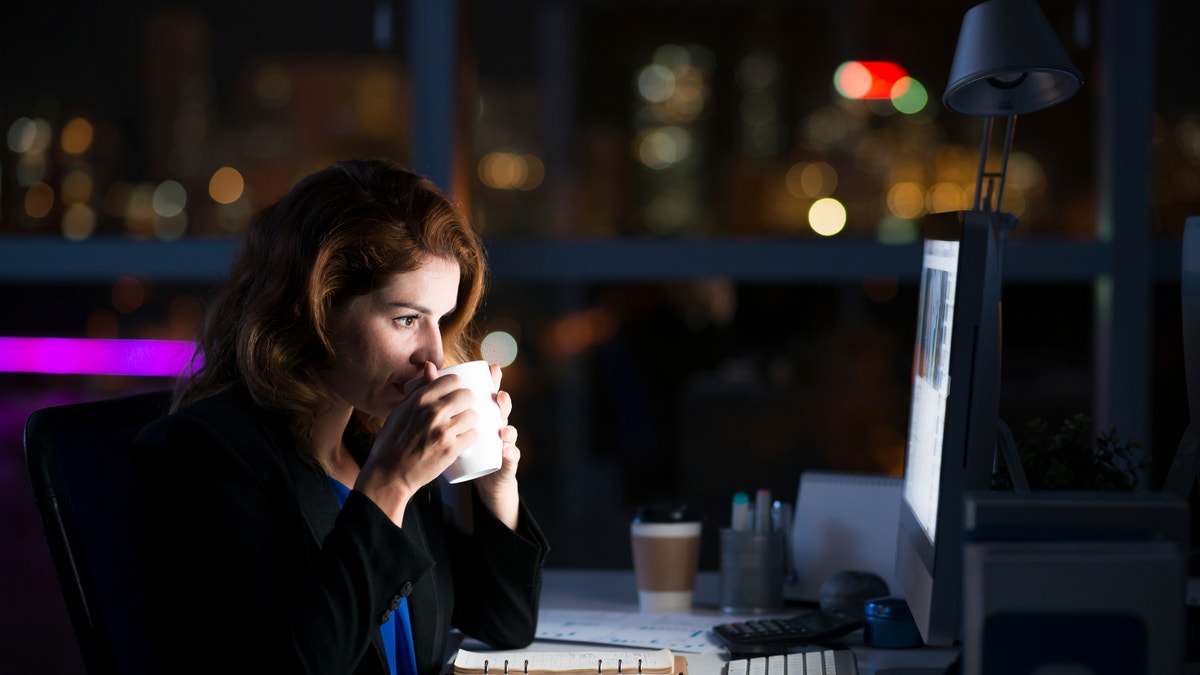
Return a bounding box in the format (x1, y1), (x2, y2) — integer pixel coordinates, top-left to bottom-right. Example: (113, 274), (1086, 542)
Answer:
(943, 0), (1082, 117)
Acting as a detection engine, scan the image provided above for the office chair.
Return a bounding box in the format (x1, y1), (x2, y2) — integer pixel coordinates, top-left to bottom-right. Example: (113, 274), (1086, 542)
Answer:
(24, 390), (171, 675)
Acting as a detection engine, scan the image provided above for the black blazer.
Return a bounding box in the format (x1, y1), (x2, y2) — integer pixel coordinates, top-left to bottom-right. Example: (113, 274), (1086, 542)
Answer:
(133, 387), (549, 675)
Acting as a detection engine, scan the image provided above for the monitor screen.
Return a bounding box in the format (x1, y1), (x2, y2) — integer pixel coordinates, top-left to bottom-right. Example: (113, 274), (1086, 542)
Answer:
(903, 238), (958, 545)
(894, 210), (1003, 647)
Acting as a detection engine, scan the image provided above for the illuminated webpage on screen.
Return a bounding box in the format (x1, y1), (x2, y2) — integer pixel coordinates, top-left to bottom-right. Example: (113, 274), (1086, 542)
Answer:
(903, 239), (958, 544)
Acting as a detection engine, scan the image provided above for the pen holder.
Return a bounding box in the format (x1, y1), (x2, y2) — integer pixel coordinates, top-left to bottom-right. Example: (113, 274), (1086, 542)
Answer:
(719, 528), (786, 613)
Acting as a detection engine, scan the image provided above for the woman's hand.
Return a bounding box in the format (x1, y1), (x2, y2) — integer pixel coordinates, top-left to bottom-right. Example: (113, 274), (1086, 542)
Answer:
(472, 362), (521, 530)
(355, 361), (482, 525)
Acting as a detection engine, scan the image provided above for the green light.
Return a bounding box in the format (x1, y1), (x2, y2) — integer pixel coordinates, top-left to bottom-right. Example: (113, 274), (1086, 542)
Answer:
(891, 77), (928, 114)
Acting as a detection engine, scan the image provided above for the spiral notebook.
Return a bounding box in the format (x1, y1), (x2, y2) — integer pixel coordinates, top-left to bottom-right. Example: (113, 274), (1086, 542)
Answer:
(787, 470), (902, 601)
(452, 649), (686, 675)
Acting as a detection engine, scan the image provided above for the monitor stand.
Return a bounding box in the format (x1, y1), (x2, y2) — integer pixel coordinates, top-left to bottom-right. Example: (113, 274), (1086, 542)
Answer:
(995, 418), (1029, 492)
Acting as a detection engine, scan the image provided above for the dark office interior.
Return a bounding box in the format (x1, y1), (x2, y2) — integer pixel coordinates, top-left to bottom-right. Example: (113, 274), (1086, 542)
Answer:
(2, 1), (1196, 672)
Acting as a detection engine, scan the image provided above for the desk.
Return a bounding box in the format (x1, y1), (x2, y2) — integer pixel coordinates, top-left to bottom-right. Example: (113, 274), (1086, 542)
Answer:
(511, 569), (961, 675)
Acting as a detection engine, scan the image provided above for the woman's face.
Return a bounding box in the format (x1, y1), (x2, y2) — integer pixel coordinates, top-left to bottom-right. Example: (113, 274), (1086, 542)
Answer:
(320, 256), (461, 418)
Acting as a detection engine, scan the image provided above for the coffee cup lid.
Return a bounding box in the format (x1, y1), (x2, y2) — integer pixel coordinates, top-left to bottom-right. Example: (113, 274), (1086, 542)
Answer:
(632, 503), (701, 523)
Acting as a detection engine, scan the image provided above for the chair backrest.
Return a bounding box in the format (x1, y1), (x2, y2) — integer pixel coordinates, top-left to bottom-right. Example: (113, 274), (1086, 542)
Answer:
(24, 390), (171, 675)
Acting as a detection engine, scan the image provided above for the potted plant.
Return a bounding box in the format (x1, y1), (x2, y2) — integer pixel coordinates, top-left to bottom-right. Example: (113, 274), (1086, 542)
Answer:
(991, 414), (1147, 491)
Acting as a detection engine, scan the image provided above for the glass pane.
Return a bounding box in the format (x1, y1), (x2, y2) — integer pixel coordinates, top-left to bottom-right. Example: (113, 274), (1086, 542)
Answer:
(469, 1), (1096, 240)
(478, 278), (1095, 568)
(2, 2), (411, 239)
(1155, 0), (1200, 237)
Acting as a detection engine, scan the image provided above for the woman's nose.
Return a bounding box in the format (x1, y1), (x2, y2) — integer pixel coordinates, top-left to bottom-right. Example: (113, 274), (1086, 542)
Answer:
(411, 324), (445, 368)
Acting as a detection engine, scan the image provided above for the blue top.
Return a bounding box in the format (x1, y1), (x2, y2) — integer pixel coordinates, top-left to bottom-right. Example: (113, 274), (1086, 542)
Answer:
(328, 477), (419, 675)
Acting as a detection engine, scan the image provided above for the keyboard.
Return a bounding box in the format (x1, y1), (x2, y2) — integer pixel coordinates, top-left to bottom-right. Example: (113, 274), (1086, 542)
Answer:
(724, 648), (858, 675)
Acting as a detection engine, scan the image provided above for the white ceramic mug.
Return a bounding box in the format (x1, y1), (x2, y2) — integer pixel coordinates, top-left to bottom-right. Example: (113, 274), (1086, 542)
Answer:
(439, 360), (504, 484)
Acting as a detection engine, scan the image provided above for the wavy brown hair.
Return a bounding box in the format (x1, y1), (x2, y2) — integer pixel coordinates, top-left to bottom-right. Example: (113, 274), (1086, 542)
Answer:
(175, 159), (487, 457)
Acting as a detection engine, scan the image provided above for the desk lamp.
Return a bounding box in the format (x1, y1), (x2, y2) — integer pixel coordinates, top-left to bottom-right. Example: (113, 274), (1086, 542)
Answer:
(944, 0), (1082, 217)
(943, 0), (1083, 489)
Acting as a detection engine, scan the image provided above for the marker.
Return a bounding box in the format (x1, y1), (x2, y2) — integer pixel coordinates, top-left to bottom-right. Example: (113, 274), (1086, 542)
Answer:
(730, 491), (751, 531)
(754, 488), (772, 533)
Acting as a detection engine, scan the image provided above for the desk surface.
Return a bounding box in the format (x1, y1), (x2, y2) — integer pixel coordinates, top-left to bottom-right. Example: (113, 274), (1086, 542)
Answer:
(487, 569), (961, 675)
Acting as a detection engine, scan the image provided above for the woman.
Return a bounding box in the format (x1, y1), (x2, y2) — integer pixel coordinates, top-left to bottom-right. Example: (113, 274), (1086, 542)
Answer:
(133, 159), (548, 675)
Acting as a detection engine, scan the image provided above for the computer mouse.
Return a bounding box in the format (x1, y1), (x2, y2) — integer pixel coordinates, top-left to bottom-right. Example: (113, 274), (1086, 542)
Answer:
(818, 570), (891, 620)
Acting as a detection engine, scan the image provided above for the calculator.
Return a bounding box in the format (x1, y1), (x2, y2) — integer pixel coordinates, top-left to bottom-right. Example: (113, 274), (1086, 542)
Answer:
(711, 610), (863, 655)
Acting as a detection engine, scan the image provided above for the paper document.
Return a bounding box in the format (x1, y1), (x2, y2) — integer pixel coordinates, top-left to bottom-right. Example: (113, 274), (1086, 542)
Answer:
(453, 648), (676, 674)
(534, 609), (726, 653)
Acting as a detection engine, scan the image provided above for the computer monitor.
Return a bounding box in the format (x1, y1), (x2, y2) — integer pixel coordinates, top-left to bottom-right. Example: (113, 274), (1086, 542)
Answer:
(894, 210), (1005, 647)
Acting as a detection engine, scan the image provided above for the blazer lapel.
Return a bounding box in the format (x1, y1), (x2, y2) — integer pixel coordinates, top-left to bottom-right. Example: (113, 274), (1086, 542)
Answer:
(286, 451), (340, 545)
(250, 402), (390, 675)
(252, 408), (340, 546)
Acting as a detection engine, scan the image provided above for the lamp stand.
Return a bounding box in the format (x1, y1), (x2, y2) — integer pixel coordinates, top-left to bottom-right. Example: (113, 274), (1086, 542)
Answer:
(972, 114), (1017, 214)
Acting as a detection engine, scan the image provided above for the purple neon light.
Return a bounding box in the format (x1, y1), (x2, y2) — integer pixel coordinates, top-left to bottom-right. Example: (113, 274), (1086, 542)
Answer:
(0, 337), (198, 376)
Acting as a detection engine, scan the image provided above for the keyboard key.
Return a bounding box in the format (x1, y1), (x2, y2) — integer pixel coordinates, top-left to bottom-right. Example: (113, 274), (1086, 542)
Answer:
(724, 647), (858, 675)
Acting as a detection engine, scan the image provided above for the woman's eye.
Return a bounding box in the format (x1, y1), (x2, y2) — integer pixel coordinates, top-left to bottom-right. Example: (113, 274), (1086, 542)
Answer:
(396, 315), (419, 328)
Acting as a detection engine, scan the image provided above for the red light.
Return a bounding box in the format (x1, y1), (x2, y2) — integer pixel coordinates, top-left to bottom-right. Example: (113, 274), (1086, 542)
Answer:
(834, 61), (909, 100)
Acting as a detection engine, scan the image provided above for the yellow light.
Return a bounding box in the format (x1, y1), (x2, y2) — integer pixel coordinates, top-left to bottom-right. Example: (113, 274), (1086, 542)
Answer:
(209, 166), (245, 204)
(124, 184), (157, 239)
(784, 163), (808, 199)
(672, 65), (706, 104)
(479, 152), (530, 190)
(887, 182), (926, 219)
(60, 117), (95, 155)
(25, 183), (55, 218)
(786, 162), (840, 199)
(808, 197), (846, 236)
(1006, 152), (1046, 195)
(62, 204), (97, 241)
(637, 126), (690, 169)
(999, 186), (1027, 218)
(519, 155), (544, 191)
(61, 169), (94, 204)
(926, 182), (967, 213)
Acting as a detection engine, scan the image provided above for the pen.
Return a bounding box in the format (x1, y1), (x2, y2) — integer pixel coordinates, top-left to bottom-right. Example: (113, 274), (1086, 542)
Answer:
(730, 491), (750, 531)
(778, 502), (797, 582)
(754, 488), (771, 532)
